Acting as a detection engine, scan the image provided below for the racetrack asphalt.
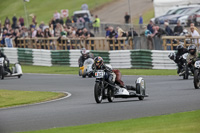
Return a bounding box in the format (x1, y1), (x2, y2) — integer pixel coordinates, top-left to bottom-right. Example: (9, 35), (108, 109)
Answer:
(0, 74), (200, 133)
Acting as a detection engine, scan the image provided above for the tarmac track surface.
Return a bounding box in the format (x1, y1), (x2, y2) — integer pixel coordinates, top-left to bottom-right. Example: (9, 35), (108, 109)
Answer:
(0, 74), (200, 133)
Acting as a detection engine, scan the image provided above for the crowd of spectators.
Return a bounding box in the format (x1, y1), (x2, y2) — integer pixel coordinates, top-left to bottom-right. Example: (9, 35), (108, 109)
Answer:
(0, 12), (100, 48)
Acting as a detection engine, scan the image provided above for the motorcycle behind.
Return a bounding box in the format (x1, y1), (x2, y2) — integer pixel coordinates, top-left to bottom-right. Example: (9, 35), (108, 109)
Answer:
(79, 58), (94, 78)
(0, 57), (23, 80)
(193, 59), (200, 89)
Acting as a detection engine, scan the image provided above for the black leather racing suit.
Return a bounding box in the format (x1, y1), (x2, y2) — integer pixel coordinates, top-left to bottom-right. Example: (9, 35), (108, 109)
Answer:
(0, 51), (12, 74)
(174, 48), (188, 74)
(78, 54), (91, 67)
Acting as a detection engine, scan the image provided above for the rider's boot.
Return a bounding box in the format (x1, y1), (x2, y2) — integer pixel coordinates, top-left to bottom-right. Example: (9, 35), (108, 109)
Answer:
(126, 85), (136, 91)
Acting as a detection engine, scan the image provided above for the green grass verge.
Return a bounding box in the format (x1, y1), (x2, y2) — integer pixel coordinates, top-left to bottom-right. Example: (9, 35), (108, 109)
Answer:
(0, 0), (112, 25)
(19, 110), (200, 133)
(22, 65), (177, 75)
(133, 8), (154, 25)
(0, 89), (66, 108)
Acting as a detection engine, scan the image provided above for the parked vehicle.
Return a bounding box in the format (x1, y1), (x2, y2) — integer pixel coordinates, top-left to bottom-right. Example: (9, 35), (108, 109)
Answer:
(187, 9), (200, 26)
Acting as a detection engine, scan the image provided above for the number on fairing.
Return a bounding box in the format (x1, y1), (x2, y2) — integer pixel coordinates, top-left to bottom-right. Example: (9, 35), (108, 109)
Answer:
(195, 61), (200, 68)
(95, 71), (104, 78)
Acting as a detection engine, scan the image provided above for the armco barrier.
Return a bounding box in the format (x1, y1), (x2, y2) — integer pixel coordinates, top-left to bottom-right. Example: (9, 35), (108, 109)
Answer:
(0, 48), (178, 69)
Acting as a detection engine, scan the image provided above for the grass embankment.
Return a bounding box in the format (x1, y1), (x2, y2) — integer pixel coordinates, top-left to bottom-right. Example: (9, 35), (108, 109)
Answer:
(22, 65), (177, 75)
(0, 89), (66, 108)
(133, 8), (154, 25)
(0, 0), (112, 25)
(20, 110), (200, 133)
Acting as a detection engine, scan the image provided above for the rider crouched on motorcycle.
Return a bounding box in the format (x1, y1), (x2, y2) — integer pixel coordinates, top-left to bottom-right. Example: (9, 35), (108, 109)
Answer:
(78, 48), (93, 67)
(187, 44), (198, 74)
(174, 44), (188, 75)
(0, 50), (12, 74)
(92, 56), (135, 90)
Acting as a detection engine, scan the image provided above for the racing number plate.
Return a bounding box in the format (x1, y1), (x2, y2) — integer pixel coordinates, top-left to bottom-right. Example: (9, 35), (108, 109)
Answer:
(195, 61), (200, 68)
(95, 71), (104, 78)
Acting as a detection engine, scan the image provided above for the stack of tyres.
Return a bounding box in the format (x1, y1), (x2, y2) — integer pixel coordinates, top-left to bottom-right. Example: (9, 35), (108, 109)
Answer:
(51, 50), (70, 65)
(131, 50), (153, 69)
(18, 48), (33, 65)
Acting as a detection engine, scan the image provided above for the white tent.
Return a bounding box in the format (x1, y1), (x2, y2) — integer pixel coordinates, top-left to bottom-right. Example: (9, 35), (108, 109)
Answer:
(154, 0), (200, 17)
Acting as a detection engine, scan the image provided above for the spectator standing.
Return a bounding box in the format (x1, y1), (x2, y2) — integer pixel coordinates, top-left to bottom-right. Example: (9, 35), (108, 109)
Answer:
(116, 26), (126, 37)
(12, 15), (17, 29)
(124, 12), (130, 24)
(19, 16), (24, 27)
(36, 28), (44, 38)
(105, 27), (110, 38)
(147, 20), (154, 33)
(60, 17), (64, 25)
(49, 24), (55, 37)
(4, 17), (10, 26)
(39, 21), (45, 30)
(30, 28), (37, 38)
(139, 15), (143, 26)
(65, 17), (72, 26)
(190, 23), (200, 34)
(164, 22), (173, 36)
(173, 21), (183, 35)
(54, 23), (62, 37)
(144, 26), (153, 50)
(54, 11), (61, 23)
(109, 26), (118, 50)
(190, 26), (200, 45)
(77, 16), (85, 29)
(93, 15), (100, 34)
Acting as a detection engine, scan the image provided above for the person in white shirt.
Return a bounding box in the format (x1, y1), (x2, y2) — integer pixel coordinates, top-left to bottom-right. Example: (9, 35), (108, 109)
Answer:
(54, 11), (61, 23)
(190, 26), (200, 45)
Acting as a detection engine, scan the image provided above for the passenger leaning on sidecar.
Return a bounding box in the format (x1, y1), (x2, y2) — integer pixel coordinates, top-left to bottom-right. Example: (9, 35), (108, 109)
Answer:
(187, 44), (199, 74)
(92, 56), (135, 90)
(0, 50), (12, 74)
(78, 48), (93, 67)
(175, 44), (188, 74)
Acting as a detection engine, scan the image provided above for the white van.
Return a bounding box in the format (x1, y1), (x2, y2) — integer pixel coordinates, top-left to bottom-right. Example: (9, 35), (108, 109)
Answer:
(73, 10), (92, 20)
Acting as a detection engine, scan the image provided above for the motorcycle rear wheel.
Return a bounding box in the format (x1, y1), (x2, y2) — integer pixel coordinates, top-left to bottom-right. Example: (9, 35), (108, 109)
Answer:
(94, 82), (103, 103)
(194, 69), (200, 89)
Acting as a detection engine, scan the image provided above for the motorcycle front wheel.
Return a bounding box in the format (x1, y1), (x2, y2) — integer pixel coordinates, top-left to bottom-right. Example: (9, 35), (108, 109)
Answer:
(183, 63), (189, 79)
(194, 69), (200, 89)
(94, 82), (103, 103)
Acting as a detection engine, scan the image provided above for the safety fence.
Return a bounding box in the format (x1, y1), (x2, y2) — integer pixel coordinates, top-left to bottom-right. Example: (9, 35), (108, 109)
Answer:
(1, 37), (133, 51)
(0, 47), (180, 69)
(162, 36), (200, 50)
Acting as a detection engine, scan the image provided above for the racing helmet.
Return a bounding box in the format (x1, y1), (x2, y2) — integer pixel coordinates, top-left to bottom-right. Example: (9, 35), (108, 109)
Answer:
(94, 56), (103, 68)
(81, 48), (89, 59)
(188, 44), (196, 55)
(176, 44), (184, 53)
(168, 52), (176, 60)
